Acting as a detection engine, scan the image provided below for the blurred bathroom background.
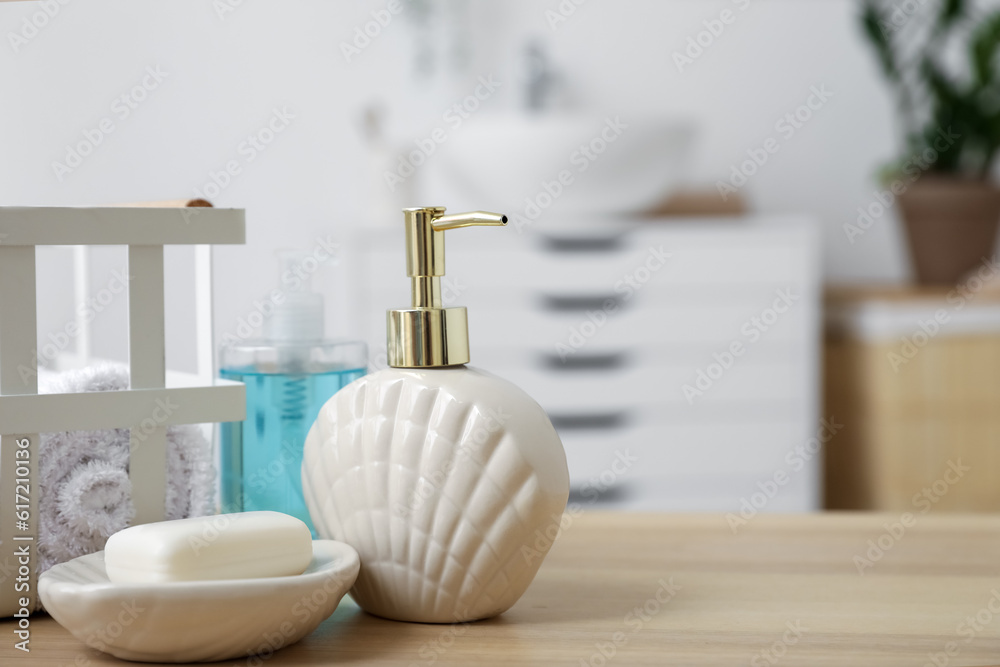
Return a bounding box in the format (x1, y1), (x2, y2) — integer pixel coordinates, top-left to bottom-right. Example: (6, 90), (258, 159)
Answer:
(3, 0), (999, 514)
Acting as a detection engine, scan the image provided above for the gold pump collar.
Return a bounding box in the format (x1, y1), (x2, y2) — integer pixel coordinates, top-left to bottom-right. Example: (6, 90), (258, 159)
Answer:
(387, 207), (507, 368)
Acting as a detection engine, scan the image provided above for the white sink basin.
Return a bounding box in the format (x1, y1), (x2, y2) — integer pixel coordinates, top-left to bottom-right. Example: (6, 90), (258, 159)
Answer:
(419, 115), (695, 219)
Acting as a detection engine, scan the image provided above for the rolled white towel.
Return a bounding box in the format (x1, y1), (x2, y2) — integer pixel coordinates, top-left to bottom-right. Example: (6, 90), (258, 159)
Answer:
(37, 363), (215, 574)
(50, 460), (132, 565)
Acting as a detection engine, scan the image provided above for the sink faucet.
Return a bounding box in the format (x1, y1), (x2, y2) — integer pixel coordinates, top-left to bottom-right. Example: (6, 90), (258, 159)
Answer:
(525, 39), (556, 112)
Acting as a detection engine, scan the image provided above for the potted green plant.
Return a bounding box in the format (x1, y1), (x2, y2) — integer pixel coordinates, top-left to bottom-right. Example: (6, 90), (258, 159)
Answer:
(860, 0), (1000, 284)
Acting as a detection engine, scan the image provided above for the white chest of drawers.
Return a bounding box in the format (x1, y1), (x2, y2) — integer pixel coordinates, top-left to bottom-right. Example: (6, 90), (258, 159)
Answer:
(349, 216), (821, 512)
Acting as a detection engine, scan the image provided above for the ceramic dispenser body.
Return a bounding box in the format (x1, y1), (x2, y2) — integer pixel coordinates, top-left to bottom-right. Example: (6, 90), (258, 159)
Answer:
(302, 207), (570, 623)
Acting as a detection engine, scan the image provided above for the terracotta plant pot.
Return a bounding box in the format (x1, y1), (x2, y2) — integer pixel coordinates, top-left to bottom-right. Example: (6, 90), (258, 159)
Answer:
(897, 177), (1000, 285)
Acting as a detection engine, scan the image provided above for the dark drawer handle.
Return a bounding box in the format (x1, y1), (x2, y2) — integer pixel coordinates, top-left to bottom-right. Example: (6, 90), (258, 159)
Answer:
(568, 481), (632, 505)
(540, 235), (624, 252)
(540, 293), (620, 312)
(547, 411), (629, 431)
(541, 351), (628, 371)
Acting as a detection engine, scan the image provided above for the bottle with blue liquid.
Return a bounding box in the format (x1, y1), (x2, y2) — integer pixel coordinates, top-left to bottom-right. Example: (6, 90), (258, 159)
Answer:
(220, 250), (366, 534)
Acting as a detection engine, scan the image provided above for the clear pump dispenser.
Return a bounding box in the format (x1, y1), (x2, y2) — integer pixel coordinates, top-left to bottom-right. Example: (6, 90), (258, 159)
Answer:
(220, 251), (366, 534)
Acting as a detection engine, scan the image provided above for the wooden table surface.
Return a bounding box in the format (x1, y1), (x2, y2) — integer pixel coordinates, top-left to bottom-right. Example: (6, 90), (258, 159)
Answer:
(4, 512), (1000, 666)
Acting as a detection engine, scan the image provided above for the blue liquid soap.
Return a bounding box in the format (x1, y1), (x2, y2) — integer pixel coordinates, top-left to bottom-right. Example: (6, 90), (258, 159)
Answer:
(220, 365), (365, 533)
(218, 249), (367, 535)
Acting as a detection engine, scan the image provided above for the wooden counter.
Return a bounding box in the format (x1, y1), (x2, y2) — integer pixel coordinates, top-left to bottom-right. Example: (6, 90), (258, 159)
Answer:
(3, 512), (1000, 666)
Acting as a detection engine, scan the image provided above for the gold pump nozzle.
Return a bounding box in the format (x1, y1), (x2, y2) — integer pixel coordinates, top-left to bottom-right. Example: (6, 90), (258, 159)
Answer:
(388, 206), (507, 368)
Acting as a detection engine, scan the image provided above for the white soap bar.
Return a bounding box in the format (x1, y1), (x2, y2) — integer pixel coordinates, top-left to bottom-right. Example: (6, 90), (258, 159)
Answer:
(104, 511), (312, 584)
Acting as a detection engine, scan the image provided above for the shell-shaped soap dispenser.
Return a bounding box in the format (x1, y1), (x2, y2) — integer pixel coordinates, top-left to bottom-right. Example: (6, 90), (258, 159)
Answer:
(302, 206), (570, 623)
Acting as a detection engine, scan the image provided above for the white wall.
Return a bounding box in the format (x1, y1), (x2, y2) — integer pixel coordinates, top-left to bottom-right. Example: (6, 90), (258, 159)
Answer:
(0, 0), (911, 357)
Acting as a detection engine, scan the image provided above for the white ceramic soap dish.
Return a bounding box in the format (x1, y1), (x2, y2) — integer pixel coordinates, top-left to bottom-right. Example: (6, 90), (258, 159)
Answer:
(39, 540), (360, 663)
